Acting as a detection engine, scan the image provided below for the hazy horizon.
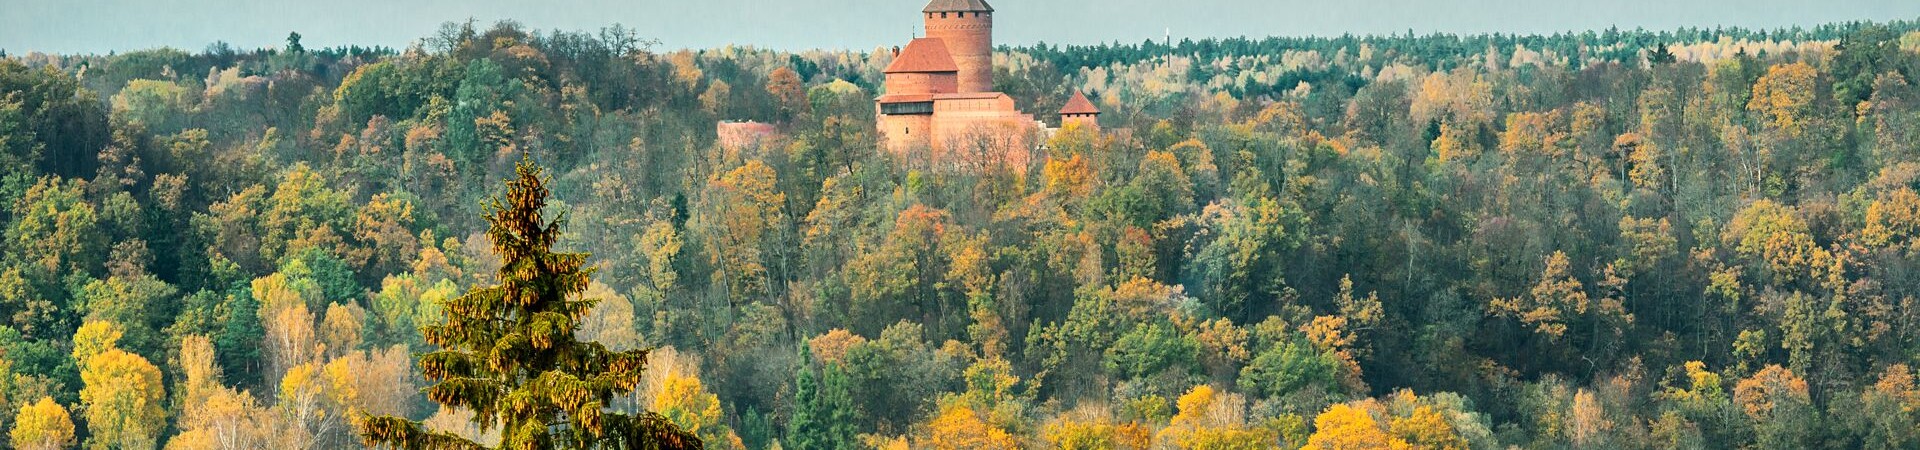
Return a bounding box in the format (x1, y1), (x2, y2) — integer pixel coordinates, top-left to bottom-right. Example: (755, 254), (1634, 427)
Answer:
(3, 0), (1918, 55)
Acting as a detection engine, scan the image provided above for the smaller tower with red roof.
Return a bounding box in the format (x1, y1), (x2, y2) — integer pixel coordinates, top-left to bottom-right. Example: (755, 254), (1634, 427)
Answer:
(1059, 91), (1101, 130)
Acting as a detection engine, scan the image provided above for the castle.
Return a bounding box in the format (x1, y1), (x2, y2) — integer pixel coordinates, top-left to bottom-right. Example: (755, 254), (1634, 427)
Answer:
(876, 0), (1099, 166)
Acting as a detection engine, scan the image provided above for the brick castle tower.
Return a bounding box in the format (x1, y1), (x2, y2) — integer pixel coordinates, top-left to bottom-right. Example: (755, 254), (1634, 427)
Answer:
(922, 0), (995, 93)
(875, 0), (1099, 167)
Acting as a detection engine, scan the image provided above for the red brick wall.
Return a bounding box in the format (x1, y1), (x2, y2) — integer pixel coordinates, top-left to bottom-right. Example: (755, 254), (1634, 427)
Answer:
(884, 72), (959, 96)
(1062, 114), (1099, 130)
(878, 112), (935, 154)
(924, 12), (993, 93)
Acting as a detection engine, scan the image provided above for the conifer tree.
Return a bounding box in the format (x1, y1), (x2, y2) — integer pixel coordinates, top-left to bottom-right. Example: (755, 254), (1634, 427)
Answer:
(784, 360), (855, 450)
(818, 364), (857, 449)
(360, 158), (701, 450)
(783, 365), (820, 450)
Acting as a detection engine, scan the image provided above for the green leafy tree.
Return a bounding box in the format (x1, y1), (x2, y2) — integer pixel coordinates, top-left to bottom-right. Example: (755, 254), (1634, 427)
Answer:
(1103, 321), (1200, 381)
(359, 158), (700, 449)
(1238, 336), (1340, 399)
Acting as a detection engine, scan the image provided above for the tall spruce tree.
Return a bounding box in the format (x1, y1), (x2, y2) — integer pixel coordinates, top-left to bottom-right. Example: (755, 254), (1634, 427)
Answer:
(360, 158), (701, 450)
(818, 364), (857, 450)
(783, 364), (820, 450)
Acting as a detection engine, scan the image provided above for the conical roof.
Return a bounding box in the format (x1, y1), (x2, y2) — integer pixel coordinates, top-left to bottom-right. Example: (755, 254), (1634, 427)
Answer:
(923, 0), (994, 13)
(1060, 91), (1100, 115)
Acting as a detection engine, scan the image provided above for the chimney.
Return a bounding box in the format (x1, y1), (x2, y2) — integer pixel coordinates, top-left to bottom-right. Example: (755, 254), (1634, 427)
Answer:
(891, 46), (901, 57)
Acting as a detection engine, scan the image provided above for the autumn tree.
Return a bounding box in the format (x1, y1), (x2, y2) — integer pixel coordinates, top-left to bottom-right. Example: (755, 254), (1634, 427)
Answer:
(169, 335), (269, 450)
(1850, 364), (1920, 448)
(9, 397), (74, 450)
(1489, 251), (1633, 369)
(1733, 365), (1814, 448)
(651, 373), (740, 449)
(1187, 196), (1301, 322)
(765, 67), (806, 120)
(1041, 408), (1151, 450)
(921, 404), (1017, 450)
(1158, 385), (1276, 449)
(695, 160), (787, 304)
(78, 345), (167, 449)
(1303, 403), (1408, 450)
(359, 158), (700, 449)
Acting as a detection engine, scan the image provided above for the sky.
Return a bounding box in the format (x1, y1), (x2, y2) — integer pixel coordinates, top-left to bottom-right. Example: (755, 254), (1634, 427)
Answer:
(2, 0), (1918, 55)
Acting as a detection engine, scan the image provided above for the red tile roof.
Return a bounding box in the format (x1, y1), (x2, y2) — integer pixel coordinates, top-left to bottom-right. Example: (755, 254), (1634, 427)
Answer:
(884, 38), (960, 74)
(924, 0), (994, 13)
(1060, 91), (1100, 115)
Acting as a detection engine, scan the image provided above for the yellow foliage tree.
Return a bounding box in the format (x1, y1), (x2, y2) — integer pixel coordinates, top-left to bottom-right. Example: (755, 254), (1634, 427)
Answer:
(1303, 403), (1410, 450)
(1747, 62), (1820, 139)
(1429, 123), (1479, 163)
(70, 321), (123, 367)
(279, 362), (340, 449)
(1490, 251), (1616, 339)
(806, 328), (868, 365)
(1733, 365), (1811, 422)
(923, 404), (1018, 450)
(10, 397), (75, 450)
(1498, 110), (1570, 158)
(1387, 405), (1466, 450)
(1725, 199), (1830, 281)
(1158, 385), (1276, 449)
(1043, 416), (1151, 450)
(170, 335), (270, 450)
(167, 388), (267, 450)
(1863, 187), (1920, 250)
(322, 345), (416, 419)
(319, 302), (366, 359)
(266, 302), (321, 383)
(79, 349), (167, 450)
(1732, 365), (1814, 447)
(175, 335), (221, 417)
(698, 160), (786, 300)
(1565, 390), (1612, 448)
(652, 373), (741, 449)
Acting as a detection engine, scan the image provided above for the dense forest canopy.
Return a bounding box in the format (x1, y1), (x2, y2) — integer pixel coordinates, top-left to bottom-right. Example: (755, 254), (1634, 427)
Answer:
(4, 16), (1920, 449)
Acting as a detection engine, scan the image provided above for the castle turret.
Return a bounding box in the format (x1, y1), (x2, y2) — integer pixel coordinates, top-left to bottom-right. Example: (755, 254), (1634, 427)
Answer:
(923, 0), (995, 93)
(1060, 91), (1101, 130)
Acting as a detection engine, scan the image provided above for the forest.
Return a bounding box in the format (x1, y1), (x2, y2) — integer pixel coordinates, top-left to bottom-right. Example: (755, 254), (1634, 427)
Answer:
(3, 16), (1920, 449)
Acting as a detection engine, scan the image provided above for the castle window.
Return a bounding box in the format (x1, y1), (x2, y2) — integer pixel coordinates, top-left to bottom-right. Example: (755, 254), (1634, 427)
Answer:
(941, 12), (948, 18)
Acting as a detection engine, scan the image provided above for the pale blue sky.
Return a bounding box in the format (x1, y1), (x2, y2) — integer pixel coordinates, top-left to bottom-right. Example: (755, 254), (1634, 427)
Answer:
(2, 0), (1917, 55)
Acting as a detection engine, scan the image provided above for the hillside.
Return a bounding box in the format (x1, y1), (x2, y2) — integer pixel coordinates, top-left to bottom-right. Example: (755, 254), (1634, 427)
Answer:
(3, 18), (1920, 449)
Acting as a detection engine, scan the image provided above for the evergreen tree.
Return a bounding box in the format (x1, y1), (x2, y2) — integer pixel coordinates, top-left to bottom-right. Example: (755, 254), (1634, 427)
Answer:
(785, 361), (857, 450)
(783, 364), (820, 450)
(818, 364), (857, 450)
(214, 286), (264, 389)
(360, 158), (701, 450)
